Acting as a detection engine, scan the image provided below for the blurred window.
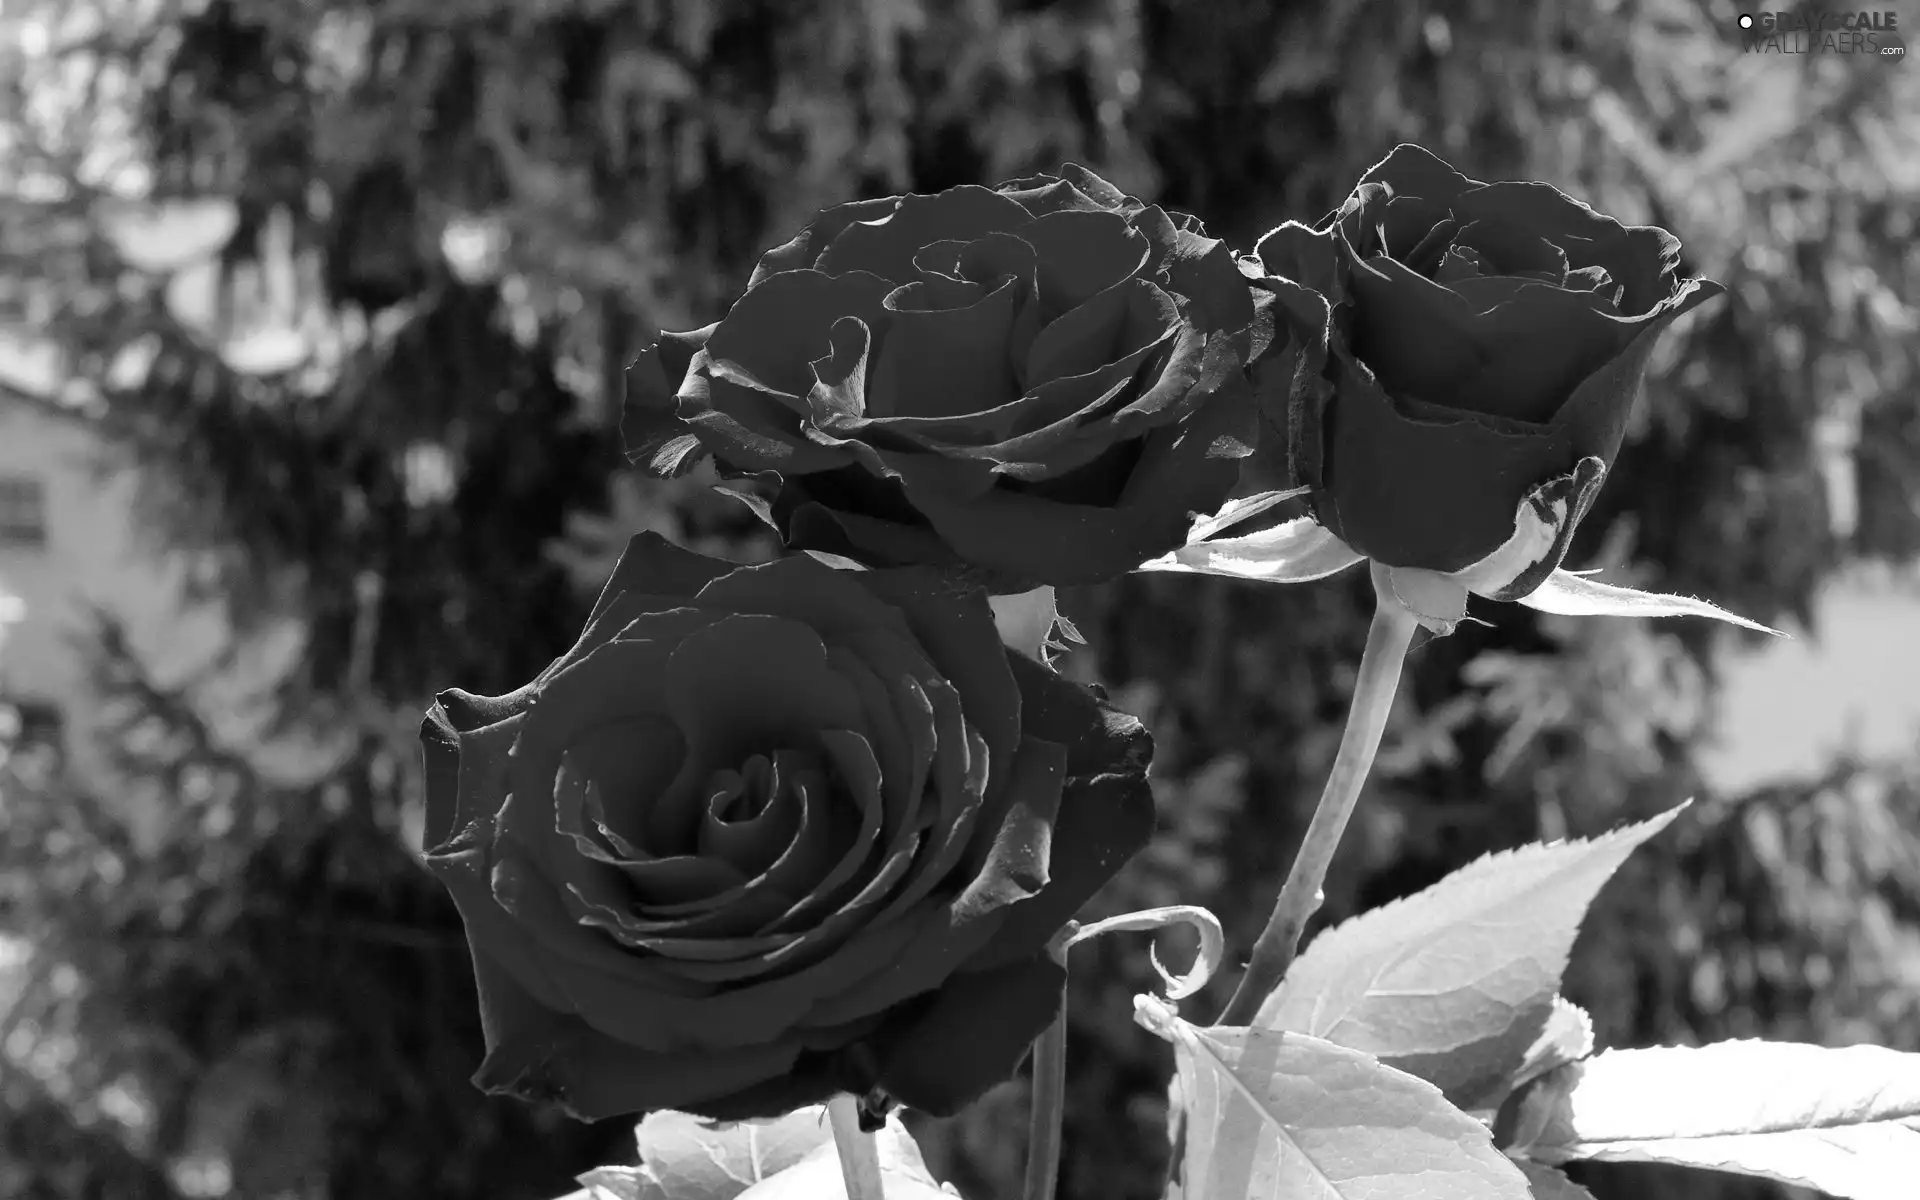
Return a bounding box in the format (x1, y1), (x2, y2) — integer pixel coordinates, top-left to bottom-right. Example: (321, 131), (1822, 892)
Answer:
(0, 476), (47, 547)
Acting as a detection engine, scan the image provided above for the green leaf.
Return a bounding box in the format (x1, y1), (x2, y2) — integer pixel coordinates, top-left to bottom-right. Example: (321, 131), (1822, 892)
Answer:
(571, 1106), (941, 1200)
(987, 586), (1062, 663)
(1137, 516), (1365, 583)
(1514, 1041), (1920, 1200)
(1515, 1162), (1596, 1200)
(730, 1141), (955, 1200)
(1184, 487), (1310, 542)
(1517, 570), (1785, 635)
(1476, 997), (1596, 1118)
(1255, 806), (1683, 1108)
(1138, 996), (1532, 1199)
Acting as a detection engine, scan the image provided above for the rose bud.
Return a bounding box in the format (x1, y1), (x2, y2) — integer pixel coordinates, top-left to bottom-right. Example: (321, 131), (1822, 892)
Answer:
(623, 166), (1261, 592)
(1256, 143), (1720, 598)
(418, 534), (1154, 1122)
(1146, 146), (1777, 637)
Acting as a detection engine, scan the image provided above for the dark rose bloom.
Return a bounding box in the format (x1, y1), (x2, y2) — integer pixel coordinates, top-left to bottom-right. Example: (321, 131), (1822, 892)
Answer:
(1249, 144), (1721, 596)
(418, 534), (1153, 1121)
(624, 166), (1260, 591)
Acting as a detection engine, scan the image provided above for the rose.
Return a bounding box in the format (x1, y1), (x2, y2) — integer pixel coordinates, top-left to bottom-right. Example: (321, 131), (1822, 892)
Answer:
(418, 533), (1153, 1122)
(1247, 144), (1721, 598)
(623, 165), (1261, 591)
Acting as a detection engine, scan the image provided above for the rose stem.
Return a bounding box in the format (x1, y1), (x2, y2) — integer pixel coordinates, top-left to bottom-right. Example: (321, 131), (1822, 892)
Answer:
(1213, 573), (1418, 1027)
(827, 1093), (887, 1200)
(1021, 939), (1072, 1200)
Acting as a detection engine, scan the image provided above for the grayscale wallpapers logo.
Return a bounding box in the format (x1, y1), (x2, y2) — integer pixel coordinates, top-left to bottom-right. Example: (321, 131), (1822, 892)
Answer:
(1736, 9), (1906, 59)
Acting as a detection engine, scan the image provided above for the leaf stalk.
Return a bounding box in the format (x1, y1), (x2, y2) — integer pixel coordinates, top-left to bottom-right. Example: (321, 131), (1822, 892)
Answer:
(1215, 564), (1419, 1027)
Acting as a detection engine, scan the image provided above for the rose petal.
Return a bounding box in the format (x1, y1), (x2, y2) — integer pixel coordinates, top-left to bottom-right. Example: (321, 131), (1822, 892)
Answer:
(698, 753), (804, 874)
(1447, 283), (1636, 422)
(950, 735), (1064, 906)
(1021, 208), (1150, 323)
(807, 315), (874, 423)
(676, 360), (859, 475)
(422, 689), (531, 852)
(1345, 252), (1489, 405)
(1376, 197), (1455, 266)
(760, 727), (890, 933)
(473, 998), (809, 1122)
(873, 336), (1254, 584)
(750, 195), (902, 286)
(961, 652), (1155, 972)
(705, 269), (897, 399)
(1563, 265), (1624, 309)
(1025, 275), (1180, 391)
(866, 272), (1031, 419)
(622, 324), (718, 476)
(1439, 273), (1535, 313)
(597, 751), (853, 944)
(827, 289), (1185, 476)
(584, 533), (732, 630)
(506, 632), (688, 846)
(790, 740), (1063, 1030)
(1053, 163), (1140, 210)
(477, 835), (915, 1050)
(853, 567), (1022, 768)
(869, 953), (1068, 1116)
(1137, 210), (1256, 335)
(598, 851), (752, 913)
(661, 840), (925, 984)
(1358, 142), (1481, 208)
(1309, 349), (1585, 571)
(654, 613), (868, 845)
(421, 706), (582, 1022)
(1450, 182), (1681, 315)
(772, 481), (966, 575)
(1451, 219), (1570, 284)
(991, 176), (1106, 215)
(559, 718), (684, 857)
(1253, 220), (1347, 301)
(815, 186), (1032, 280)
(1434, 244), (1484, 284)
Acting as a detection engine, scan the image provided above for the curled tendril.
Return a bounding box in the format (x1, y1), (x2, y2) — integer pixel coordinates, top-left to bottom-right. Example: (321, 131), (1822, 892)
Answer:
(1062, 905), (1225, 1000)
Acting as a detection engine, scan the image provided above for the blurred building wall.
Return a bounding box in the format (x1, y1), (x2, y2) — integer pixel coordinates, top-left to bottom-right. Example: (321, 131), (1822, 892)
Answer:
(0, 383), (307, 832)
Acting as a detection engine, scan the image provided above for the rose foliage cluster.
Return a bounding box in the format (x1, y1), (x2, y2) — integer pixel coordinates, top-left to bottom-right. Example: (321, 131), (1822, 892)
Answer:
(418, 147), (1808, 1194)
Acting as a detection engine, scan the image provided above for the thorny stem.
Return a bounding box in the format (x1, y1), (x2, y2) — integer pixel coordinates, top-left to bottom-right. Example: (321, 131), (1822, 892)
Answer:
(1021, 934), (1073, 1200)
(1214, 577), (1419, 1027)
(828, 1093), (887, 1200)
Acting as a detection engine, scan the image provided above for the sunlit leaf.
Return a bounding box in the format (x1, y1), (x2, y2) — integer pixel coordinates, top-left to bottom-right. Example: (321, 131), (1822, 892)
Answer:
(1517, 571), (1785, 635)
(1185, 488), (1310, 542)
(1138, 517), (1365, 583)
(1515, 1162), (1597, 1200)
(1515, 1041), (1920, 1200)
(988, 586), (1062, 663)
(731, 1139), (953, 1200)
(569, 1107), (940, 1200)
(1256, 807), (1684, 1108)
(1138, 996), (1531, 1199)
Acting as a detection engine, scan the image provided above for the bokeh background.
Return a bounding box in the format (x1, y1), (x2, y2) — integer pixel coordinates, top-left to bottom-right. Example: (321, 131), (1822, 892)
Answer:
(1, 1), (1917, 1198)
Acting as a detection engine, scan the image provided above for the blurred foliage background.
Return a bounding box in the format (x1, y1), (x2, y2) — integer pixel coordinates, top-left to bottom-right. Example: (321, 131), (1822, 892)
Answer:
(1, 0), (1917, 1198)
